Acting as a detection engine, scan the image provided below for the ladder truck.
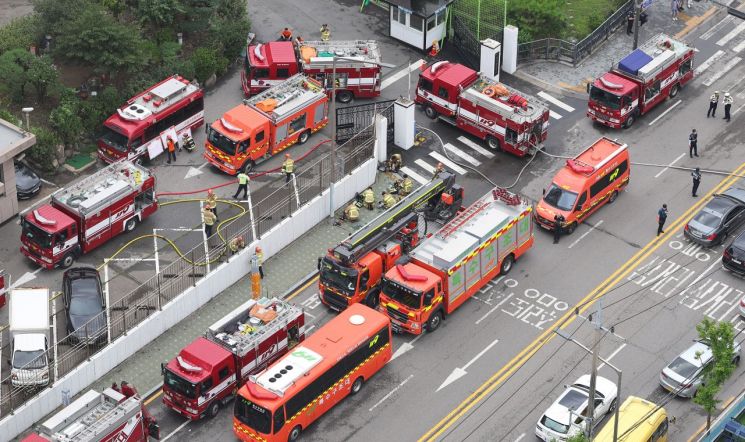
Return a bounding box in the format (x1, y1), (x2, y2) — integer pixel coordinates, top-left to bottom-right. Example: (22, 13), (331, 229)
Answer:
(319, 172), (464, 311)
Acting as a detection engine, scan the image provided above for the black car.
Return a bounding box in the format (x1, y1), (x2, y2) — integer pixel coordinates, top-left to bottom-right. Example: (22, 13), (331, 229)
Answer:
(15, 161), (41, 199)
(63, 266), (107, 344)
(684, 187), (745, 247)
(724, 231), (745, 276)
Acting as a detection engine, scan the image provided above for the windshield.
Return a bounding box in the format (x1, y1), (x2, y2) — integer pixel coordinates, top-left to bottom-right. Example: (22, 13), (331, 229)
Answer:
(99, 126), (130, 152)
(543, 184), (579, 212)
(13, 349), (47, 369)
(320, 257), (357, 295)
(692, 208), (723, 229)
(590, 86), (622, 110)
(381, 278), (421, 309)
(668, 357), (699, 380)
(541, 415), (569, 434)
(234, 396), (272, 434)
(207, 126), (238, 155)
(22, 218), (54, 249)
(164, 369), (198, 399)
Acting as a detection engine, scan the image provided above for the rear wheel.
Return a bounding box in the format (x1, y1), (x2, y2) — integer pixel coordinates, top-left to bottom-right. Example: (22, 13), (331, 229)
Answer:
(669, 84), (680, 98)
(351, 376), (364, 395)
(500, 254), (515, 275)
(298, 130), (310, 144)
(125, 217), (138, 232)
(609, 398), (618, 413)
(288, 425), (302, 442)
(427, 311), (443, 333)
(424, 106), (437, 119)
(337, 90), (353, 103)
(487, 136), (502, 152)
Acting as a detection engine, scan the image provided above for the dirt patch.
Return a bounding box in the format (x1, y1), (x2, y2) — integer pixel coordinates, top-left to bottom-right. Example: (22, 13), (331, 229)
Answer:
(0, 0), (33, 26)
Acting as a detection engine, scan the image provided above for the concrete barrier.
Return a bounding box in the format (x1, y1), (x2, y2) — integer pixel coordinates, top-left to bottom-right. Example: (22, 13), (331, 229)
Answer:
(0, 157), (377, 440)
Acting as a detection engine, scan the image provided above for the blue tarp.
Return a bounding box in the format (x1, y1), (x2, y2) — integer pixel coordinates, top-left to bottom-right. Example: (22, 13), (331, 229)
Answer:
(618, 49), (654, 76)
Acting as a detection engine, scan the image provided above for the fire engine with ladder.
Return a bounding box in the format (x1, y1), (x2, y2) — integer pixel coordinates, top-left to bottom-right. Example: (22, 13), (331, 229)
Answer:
(242, 36), (382, 103)
(378, 187), (534, 335)
(20, 161), (157, 269)
(416, 60), (550, 157)
(162, 297), (305, 420)
(319, 172), (464, 311)
(587, 33), (694, 128)
(205, 74), (328, 175)
(21, 387), (159, 442)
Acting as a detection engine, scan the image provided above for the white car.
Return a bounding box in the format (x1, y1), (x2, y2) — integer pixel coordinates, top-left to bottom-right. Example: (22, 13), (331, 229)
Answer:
(660, 339), (741, 398)
(535, 375), (618, 442)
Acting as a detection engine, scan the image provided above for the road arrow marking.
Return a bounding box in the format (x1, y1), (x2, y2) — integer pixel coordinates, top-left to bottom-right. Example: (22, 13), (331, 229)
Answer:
(184, 166), (204, 179)
(11, 268), (42, 288)
(437, 338), (499, 392)
(391, 334), (424, 361)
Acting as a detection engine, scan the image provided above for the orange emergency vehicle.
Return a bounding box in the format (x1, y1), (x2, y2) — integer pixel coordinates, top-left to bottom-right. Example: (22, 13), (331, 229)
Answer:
(534, 137), (630, 233)
(204, 74), (328, 174)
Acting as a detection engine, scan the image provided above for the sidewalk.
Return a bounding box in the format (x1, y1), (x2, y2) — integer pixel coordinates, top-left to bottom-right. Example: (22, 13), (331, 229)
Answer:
(515, 0), (717, 97)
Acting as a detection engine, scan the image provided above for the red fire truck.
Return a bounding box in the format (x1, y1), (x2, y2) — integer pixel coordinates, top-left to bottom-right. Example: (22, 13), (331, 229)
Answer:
(320, 172), (463, 311)
(587, 33), (694, 128)
(378, 187), (534, 335)
(242, 37), (382, 103)
(20, 161), (157, 269)
(162, 297), (304, 420)
(22, 387), (159, 442)
(416, 61), (550, 157)
(98, 75), (204, 162)
(205, 74), (328, 174)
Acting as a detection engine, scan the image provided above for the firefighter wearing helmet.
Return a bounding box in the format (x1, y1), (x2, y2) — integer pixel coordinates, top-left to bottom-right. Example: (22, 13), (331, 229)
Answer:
(254, 246), (264, 278)
(282, 154), (295, 183)
(205, 189), (218, 217)
(229, 236), (245, 254)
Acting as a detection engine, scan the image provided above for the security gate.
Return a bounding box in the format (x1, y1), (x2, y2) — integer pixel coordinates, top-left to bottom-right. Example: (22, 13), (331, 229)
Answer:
(335, 100), (395, 144)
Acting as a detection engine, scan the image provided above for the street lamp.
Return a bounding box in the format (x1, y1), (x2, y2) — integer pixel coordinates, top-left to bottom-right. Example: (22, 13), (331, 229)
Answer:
(555, 328), (623, 442)
(21, 107), (34, 131)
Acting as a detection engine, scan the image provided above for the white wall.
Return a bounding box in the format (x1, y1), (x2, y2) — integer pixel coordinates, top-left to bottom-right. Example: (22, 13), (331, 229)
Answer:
(390, 8), (424, 49)
(0, 158), (378, 440)
(424, 22), (446, 50)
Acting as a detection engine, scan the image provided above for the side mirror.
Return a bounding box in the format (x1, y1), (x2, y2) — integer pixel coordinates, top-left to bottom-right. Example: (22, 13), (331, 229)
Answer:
(542, 188), (546, 196)
(317, 257), (322, 270)
(586, 82), (591, 93)
(160, 362), (166, 376)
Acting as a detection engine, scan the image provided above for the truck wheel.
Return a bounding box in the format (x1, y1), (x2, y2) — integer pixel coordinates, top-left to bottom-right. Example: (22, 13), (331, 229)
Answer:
(669, 84), (680, 98)
(487, 136), (502, 152)
(424, 106), (437, 119)
(427, 311), (443, 333)
(565, 222), (577, 235)
(350, 376), (364, 395)
(240, 160), (255, 173)
(337, 90), (353, 103)
(288, 425), (302, 442)
(61, 253), (76, 269)
(608, 190), (619, 204)
(298, 130), (310, 144)
(500, 254), (515, 275)
(208, 401), (219, 418)
(623, 113), (636, 129)
(125, 217), (138, 232)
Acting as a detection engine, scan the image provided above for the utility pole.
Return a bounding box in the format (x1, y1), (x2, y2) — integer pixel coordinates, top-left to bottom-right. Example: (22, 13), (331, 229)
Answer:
(632, 0), (643, 50)
(328, 57), (338, 221)
(586, 300), (602, 440)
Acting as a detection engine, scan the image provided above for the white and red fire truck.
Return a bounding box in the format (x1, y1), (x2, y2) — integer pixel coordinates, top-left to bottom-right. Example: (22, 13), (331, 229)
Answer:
(205, 74), (328, 174)
(242, 38), (382, 103)
(98, 75), (204, 162)
(416, 61), (550, 157)
(162, 297), (305, 420)
(587, 33), (694, 128)
(20, 161), (157, 269)
(22, 387), (159, 442)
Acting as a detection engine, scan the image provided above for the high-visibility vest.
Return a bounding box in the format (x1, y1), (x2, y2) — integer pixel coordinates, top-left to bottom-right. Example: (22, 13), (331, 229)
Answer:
(363, 189), (375, 203)
(237, 173), (249, 185)
(346, 204), (359, 220)
(256, 251), (264, 265)
(383, 194), (396, 208)
(206, 194), (217, 209)
(402, 178), (413, 193)
(167, 139), (175, 152)
(283, 159), (294, 173)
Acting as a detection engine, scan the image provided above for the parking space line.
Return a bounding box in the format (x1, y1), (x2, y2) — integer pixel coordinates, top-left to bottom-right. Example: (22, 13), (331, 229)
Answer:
(153, 229), (160, 279)
(161, 420), (191, 442)
(429, 151), (468, 175)
(457, 136), (495, 158)
(369, 374), (414, 412)
(568, 220), (604, 249)
(444, 143), (481, 166)
(717, 21), (745, 46)
(703, 56), (743, 87)
(538, 91), (576, 112)
(381, 59), (425, 90)
(648, 100), (682, 126)
(654, 153), (686, 178)
(475, 293), (514, 325)
(694, 50), (725, 76)
(400, 166), (428, 184)
(201, 201), (211, 274)
(598, 343), (627, 370)
(514, 434), (526, 442)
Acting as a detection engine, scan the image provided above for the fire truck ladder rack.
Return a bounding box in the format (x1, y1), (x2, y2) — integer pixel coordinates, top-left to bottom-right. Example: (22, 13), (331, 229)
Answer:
(300, 40), (381, 66)
(53, 161), (147, 215)
(461, 79), (549, 125)
(618, 33), (690, 83)
(436, 199), (491, 240)
(243, 74), (324, 117)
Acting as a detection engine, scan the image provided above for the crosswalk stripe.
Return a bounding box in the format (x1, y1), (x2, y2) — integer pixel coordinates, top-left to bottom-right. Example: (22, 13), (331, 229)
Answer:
(694, 50), (726, 76)
(703, 56), (742, 87)
(549, 110), (563, 120)
(716, 21), (745, 46)
(457, 136), (494, 158)
(415, 158), (437, 175)
(734, 39), (745, 53)
(444, 143), (481, 166)
(428, 151), (468, 175)
(537, 91), (575, 112)
(400, 166), (428, 184)
(700, 16), (734, 41)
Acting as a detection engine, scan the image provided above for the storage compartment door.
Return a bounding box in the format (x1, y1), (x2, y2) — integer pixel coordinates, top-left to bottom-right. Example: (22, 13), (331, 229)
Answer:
(464, 252), (482, 292)
(480, 237), (499, 276)
(517, 213), (532, 246)
(497, 222), (517, 260)
(447, 266), (466, 303)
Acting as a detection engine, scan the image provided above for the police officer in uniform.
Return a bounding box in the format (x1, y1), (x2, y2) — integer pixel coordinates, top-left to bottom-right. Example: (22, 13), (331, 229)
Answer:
(707, 91), (720, 118)
(723, 92), (734, 122)
(553, 214), (565, 244)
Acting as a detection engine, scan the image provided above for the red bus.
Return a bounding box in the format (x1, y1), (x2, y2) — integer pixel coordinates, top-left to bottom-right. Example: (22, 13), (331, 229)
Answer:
(98, 75), (204, 163)
(233, 304), (392, 442)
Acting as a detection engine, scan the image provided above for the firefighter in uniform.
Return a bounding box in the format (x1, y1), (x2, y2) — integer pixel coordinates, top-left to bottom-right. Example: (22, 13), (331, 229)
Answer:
(229, 236), (245, 255)
(254, 246), (264, 278)
(282, 154), (295, 183)
(280, 27), (293, 41)
(202, 207), (217, 239)
(432, 162), (445, 179)
(205, 189), (218, 217)
(380, 191), (397, 209)
(429, 40), (440, 57)
(320, 24), (331, 41)
(388, 153), (402, 173)
(362, 187), (375, 210)
(344, 202), (360, 222)
(166, 136), (177, 164)
(393, 174), (413, 196)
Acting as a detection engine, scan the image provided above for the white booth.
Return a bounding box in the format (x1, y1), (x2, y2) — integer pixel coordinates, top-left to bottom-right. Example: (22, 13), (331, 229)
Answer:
(380, 0), (455, 51)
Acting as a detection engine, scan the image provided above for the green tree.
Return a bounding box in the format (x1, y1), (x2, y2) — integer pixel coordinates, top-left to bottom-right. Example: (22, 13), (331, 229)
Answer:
(136, 0), (184, 37)
(177, 0), (219, 34)
(99, 0), (125, 18)
(508, 0), (567, 41)
(27, 126), (60, 172)
(26, 55), (59, 102)
(32, 0), (91, 35)
(0, 49), (34, 102)
(0, 15), (43, 55)
(692, 318), (738, 429)
(191, 47), (218, 83)
(49, 91), (83, 148)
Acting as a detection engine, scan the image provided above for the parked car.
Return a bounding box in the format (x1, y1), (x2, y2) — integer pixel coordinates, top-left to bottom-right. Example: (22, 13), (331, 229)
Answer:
(684, 187), (745, 247)
(15, 161), (41, 199)
(535, 375), (618, 442)
(723, 230), (745, 277)
(659, 339), (741, 398)
(63, 266), (107, 344)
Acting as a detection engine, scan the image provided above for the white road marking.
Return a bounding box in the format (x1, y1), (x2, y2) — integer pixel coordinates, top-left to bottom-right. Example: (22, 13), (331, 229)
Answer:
(429, 151), (468, 175)
(703, 56), (743, 87)
(391, 334), (424, 361)
(11, 268), (42, 288)
(734, 102), (745, 115)
(718, 21), (745, 46)
(475, 293), (514, 325)
(246, 187), (257, 241)
(161, 420), (191, 442)
(381, 59), (425, 90)
(444, 143), (481, 166)
(400, 166), (428, 184)
(303, 311), (316, 319)
(457, 136), (495, 158)
(549, 110), (563, 120)
(598, 343), (627, 370)
(369, 374), (414, 411)
(680, 258), (722, 298)
(197, 161), (209, 170)
(153, 229), (161, 284)
(538, 91), (575, 112)
(39, 178), (58, 186)
(654, 153), (686, 178)
(414, 158), (437, 176)
(700, 16), (734, 40)
(514, 434), (526, 442)
(694, 50), (726, 76)
(647, 100), (682, 126)
(105, 257), (157, 262)
(437, 338), (500, 391)
(184, 166), (203, 179)
(734, 39), (745, 53)
(568, 220), (604, 249)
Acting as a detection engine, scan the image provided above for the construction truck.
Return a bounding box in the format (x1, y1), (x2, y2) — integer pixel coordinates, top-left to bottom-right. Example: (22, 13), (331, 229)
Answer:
(204, 74), (328, 175)
(20, 161), (157, 269)
(587, 33), (694, 128)
(378, 187), (534, 335)
(415, 60), (550, 157)
(162, 297), (305, 420)
(21, 387), (159, 442)
(242, 36), (382, 103)
(319, 172), (464, 311)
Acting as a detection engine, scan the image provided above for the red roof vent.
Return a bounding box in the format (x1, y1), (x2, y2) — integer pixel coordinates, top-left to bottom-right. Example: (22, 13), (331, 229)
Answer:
(567, 160), (594, 174)
(396, 264), (427, 282)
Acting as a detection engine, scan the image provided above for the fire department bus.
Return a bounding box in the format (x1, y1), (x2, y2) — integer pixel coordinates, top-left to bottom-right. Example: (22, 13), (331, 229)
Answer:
(98, 75), (204, 163)
(233, 304), (392, 442)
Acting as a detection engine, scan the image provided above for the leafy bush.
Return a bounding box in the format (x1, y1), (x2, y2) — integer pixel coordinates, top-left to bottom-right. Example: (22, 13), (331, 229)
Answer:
(0, 108), (20, 126)
(27, 126), (60, 172)
(32, 0), (91, 35)
(586, 13), (604, 33)
(0, 15), (43, 55)
(191, 47), (218, 83)
(26, 55), (59, 102)
(79, 86), (121, 133)
(49, 91), (83, 147)
(0, 49), (34, 102)
(508, 0), (567, 41)
(209, 16), (250, 60)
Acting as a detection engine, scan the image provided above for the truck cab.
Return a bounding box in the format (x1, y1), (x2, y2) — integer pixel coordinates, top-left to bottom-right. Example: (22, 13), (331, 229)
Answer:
(243, 41), (300, 96)
(416, 61), (478, 119)
(379, 263), (443, 335)
(20, 207), (79, 269)
(587, 73), (639, 129)
(205, 106), (270, 174)
(11, 333), (49, 386)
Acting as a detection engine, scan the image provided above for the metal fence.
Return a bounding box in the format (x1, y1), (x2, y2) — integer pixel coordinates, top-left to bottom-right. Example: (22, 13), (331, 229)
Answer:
(0, 126), (377, 418)
(517, 0), (634, 66)
(336, 101), (394, 144)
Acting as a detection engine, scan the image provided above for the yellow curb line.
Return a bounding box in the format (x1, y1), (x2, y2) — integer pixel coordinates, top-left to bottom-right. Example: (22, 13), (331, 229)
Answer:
(676, 7), (717, 39)
(557, 81), (588, 93)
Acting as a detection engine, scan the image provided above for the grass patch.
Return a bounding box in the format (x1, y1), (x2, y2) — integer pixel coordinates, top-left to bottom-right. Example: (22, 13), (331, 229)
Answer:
(565, 0), (627, 40)
(737, 410), (745, 426)
(65, 153), (95, 169)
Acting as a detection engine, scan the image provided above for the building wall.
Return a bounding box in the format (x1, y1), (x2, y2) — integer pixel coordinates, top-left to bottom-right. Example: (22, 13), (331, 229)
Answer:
(0, 159), (18, 223)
